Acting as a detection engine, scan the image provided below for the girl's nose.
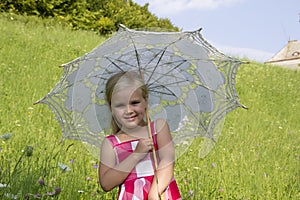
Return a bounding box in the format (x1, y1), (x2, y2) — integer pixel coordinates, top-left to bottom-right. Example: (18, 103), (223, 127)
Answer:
(125, 105), (133, 113)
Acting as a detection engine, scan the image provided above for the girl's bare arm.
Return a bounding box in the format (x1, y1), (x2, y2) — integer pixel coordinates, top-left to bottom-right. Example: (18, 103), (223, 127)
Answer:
(99, 137), (153, 191)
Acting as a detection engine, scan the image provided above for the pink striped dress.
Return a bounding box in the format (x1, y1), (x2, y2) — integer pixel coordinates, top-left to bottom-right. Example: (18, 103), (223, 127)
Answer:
(106, 122), (181, 200)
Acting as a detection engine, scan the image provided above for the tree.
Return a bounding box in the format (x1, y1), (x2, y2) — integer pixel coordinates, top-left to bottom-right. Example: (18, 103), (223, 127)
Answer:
(0, 0), (179, 34)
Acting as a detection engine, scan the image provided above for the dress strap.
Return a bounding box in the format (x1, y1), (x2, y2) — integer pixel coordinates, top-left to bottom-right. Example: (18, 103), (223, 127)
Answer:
(150, 121), (156, 136)
(150, 121), (158, 150)
(106, 135), (119, 147)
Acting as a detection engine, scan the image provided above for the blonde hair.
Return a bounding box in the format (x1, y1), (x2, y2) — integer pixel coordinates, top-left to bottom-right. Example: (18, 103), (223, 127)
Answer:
(105, 71), (148, 134)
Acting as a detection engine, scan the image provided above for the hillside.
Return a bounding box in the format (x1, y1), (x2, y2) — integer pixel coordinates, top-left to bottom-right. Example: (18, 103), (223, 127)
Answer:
(0, 13), (299, 199)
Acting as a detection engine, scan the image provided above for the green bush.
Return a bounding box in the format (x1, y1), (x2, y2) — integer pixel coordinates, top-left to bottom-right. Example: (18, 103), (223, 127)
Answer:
(0, 0), (179, 34)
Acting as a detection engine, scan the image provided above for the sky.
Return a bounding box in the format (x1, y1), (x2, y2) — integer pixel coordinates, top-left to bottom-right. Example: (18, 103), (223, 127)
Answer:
(132, 0), (300, 62)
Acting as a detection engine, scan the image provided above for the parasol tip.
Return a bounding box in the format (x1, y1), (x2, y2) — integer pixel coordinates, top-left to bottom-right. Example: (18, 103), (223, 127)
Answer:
(185, 27), (203, 34)
(197, 27), (203, 32)
(118, 24), (128, 31)
(33, 99), (42, 105)
(240, 104), (248, 110)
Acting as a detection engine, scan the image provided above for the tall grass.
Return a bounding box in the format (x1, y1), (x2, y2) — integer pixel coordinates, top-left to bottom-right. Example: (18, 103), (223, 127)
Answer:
(0, 13), (109, 199)
(176, 62), (300, 199)
(0, 13), (299, 199)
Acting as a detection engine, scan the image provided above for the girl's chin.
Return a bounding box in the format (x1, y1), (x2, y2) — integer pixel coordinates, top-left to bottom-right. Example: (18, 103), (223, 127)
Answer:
(121, 120), (146, 129)
(123, 122), (139, 129)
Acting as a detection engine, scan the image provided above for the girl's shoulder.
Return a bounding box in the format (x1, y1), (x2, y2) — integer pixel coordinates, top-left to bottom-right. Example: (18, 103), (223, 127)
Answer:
(105, 135), (119, 146)
(153, 118), (169, 132)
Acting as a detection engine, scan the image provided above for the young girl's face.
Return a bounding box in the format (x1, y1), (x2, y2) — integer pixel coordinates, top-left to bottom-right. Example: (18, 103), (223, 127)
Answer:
(111, 87), (147, 131)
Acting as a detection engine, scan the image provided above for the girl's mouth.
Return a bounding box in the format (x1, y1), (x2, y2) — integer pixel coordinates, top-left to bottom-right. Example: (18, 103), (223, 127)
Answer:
(125, 115), (137, 121)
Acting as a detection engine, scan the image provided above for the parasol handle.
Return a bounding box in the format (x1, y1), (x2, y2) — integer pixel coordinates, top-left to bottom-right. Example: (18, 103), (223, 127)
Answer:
(146, 109), (164, 200)
(146, 111), (158, 169)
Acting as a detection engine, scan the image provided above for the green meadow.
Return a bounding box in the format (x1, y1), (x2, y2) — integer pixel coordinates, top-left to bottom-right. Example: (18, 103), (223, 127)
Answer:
(1, 13), (299, 199)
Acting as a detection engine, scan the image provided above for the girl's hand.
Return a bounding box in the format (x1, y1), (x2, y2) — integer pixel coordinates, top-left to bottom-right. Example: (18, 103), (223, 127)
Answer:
(148, 191), (162, 200)
(134, 138), (153, 155)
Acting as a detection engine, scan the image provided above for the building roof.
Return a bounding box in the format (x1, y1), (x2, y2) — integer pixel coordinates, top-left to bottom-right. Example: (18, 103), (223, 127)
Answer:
(265, 40), (300, 69)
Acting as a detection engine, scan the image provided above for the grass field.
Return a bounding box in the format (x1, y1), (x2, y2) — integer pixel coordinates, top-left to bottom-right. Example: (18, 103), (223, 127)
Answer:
(0, 13), (299, 199)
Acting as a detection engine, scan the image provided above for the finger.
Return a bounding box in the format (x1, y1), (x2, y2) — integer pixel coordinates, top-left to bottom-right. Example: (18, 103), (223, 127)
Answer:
(149, 142), (154, 148)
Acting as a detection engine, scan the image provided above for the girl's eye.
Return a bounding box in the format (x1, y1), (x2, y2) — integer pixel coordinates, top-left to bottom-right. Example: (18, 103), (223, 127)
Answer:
(132, 101), (140, 105)
(115, 104), (125, 108)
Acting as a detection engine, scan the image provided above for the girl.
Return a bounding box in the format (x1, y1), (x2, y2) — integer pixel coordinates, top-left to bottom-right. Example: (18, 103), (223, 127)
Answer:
(99, 71), (181, 200)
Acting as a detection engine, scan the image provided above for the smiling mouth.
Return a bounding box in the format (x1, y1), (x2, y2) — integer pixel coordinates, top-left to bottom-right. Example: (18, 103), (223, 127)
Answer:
(124, 115), (137, 121)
